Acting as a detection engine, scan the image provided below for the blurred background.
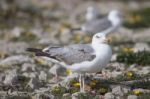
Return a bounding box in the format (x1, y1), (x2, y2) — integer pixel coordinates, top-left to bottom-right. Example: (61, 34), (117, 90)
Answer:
(0, 0), (150, 99)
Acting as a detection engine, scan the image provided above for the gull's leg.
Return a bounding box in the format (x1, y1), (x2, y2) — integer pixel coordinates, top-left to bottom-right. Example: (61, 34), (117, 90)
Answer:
(82, 74), (85, 93)
(79, 74), (82, 92)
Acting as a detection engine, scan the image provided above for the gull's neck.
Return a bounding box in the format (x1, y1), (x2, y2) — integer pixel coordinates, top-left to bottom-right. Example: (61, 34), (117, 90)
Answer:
(86, 11), (97, 21)
(108, 15), (121, 26)
(92, 42), (109, 55)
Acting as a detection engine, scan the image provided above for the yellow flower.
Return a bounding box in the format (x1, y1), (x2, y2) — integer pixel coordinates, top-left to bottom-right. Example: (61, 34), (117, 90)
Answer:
(83, 35), (92, 43)
(73, 34), (81, 43)
(134, 15), (141, 22)
(107, 36), (113, 44)
(128, 14), (141, 24)
(51, 86), (61, 94)
(73, 82), (80, 88)
(59, 26), (67, 33)
(126, 71), (133, 77)
(89, 80), (97, 87)
(123, 47), (133, 53)
(128, 16), (136, 24)
(66, 69), (72, 75)
(35, 58), (45, 65)
(133, 89), (142, 95)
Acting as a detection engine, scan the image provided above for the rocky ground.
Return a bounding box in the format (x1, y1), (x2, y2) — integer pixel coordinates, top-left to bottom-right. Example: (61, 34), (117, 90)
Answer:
(0, 0), (150, 99)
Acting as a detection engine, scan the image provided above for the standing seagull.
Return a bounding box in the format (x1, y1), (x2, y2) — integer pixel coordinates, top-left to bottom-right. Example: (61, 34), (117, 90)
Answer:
(27, 32), (112, 92)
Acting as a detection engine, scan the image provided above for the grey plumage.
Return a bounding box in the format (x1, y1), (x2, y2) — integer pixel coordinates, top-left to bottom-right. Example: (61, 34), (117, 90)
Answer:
(43, 44), (95, 65)
(27, 44), (96, 65)
(82, 17), (112, 34)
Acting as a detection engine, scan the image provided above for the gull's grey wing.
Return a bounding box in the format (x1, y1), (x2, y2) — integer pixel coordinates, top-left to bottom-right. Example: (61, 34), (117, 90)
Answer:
(83, 18), (112, 34)
(44, 44), (95, 65)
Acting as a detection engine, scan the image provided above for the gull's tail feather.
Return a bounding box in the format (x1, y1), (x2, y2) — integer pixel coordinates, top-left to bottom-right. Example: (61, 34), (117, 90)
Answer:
(26, 48), (42, 53)
(26, 48), (69, 69)
(26, 48), (56, 59)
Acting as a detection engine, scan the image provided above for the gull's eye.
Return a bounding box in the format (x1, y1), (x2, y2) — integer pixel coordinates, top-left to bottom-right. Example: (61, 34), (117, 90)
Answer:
(96, 35), (100, 38)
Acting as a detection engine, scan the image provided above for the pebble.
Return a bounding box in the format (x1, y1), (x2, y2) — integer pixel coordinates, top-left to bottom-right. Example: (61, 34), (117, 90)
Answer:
(3, 69), (18, 85)
(127, 95), (138, 99)
(27, 77), (41, 89)
(112, 86), (124, 96)
(39, 71), (47, 81)
(137, 66), (150, 75)
(133, 43), (150, 53)
(0, 55), (33, 67)
(21, 63), (36, 72)
(104, 92), (115, 99)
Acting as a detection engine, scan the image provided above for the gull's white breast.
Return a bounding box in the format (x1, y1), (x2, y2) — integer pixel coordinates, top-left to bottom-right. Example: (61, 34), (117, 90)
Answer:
(70, 44), (112, 73)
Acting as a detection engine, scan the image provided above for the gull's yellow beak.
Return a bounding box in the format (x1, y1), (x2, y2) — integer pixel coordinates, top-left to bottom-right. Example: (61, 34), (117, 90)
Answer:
(104, 37), (112, 44)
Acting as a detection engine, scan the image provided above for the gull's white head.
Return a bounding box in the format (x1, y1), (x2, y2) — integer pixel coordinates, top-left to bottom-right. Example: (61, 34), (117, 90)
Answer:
(86, 6), (97, 21)
(108, 10), (121, 26)
(92, 33), (109, 45)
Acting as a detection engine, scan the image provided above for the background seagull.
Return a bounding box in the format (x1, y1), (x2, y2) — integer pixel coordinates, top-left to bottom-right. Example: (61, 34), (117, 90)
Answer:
(85, 6), (102, 21)
(72, 10), (122, 35)
(27, 32), (112, 92)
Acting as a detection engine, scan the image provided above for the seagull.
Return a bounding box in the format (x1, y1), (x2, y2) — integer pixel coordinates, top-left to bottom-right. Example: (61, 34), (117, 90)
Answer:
(82, 10), (122, 34)
(26, 32), (112, 92)
(71, 10), (122, 35)
(85, 6), (102, 21)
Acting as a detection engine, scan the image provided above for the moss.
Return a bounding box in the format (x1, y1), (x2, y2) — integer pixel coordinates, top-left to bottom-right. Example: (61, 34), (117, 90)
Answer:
(51, 86), (67, 95)
(129, 80), (150, 89)
(117, 50), (150, 65)
(67, 87), (79, 94)
(11, 32), (38, 42)
(123, 8), (150, 29)
(97, 87), (108, 95)
(138, 93), (150, 99)
(112, 72), (142, 82)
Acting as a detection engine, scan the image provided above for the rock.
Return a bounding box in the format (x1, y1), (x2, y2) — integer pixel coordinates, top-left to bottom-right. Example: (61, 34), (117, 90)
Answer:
(133, 43), (150, 53)
(63, 93), (71, 98)
(122, 86), (131, 94)
(127, 95), (137, 99)
(111, 54), (117, 61)
(27, 77), (41, 89)
(11, 26), (24, 37)
(110, 71), (123, 78)
(22, 72), (38, 78)
(3, 69), (18, 85)
(127, 64), (137, 71)
(21, 63), (36, 72)
(104, 92), (115, 99)
(71, 92), (92, 99)
(49, 64), (66, 77)
(33, 93), (53, 99)
(71, 92), (82, 99)
(29, 28), (43, 38)
(0, 55), (33, 67)
(38, 38), (58, 45)
(111, 85), (130, 97)
(112, 86), (124, 96)
(0, 42), (29, 54)
(137, 66), (150, 75)
(59, 28), (72, 44)
(110, 63), (125, 71)
(94, 95), (104, 99)
(39, 71), (47, 81)
(116, 96), (123, 99)
(0, 73), (5, 82)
